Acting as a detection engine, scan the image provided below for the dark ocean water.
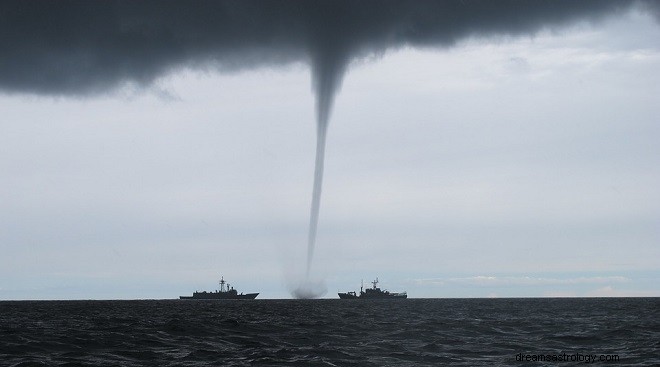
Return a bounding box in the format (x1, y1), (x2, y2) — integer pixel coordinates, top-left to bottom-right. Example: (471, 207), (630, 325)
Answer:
(1, 298), (658, 366)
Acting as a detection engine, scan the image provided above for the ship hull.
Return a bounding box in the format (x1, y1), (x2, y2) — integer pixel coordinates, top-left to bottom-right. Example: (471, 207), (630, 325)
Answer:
(338, 292), (407, 299)
(360, 293), (407, 299)
(180, 292), (259, 300)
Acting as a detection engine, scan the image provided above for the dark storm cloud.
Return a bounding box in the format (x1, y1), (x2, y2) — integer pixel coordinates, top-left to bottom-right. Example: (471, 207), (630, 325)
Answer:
(0, 0), (647, 96)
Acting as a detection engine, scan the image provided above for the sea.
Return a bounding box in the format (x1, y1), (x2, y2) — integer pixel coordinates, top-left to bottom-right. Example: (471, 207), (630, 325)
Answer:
(1, 298), (658, 366)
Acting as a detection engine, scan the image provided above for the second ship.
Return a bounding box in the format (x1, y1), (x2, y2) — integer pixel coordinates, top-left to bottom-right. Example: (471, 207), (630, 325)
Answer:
(338, 278), (407, 299)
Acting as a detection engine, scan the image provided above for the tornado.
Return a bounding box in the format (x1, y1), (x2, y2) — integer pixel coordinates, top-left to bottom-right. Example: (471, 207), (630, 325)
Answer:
(307, 50), (347, 274)
(291, 46), (347, 298)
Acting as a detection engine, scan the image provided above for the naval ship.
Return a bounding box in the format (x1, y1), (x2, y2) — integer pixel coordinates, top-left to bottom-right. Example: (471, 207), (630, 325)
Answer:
(180, 277), (259, 300)
(338, 278), (407, 299)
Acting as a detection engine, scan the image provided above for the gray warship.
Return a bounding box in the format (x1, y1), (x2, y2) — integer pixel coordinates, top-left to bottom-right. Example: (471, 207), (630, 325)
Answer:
(180, 277), (259, 300)
(338, 278), (407, 299)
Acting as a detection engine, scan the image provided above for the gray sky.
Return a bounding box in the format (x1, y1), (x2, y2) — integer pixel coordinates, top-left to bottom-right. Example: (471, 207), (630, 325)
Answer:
(1, 1), (659, 299)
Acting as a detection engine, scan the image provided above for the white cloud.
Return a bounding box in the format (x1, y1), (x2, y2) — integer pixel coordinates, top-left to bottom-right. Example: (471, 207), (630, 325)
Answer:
(543, 291), (578, 298)
(415, 275), (631, 287)
(585, 286), (659, 297)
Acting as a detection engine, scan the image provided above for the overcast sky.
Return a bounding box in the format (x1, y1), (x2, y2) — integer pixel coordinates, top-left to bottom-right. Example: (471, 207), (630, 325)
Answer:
(1, 1), (659, 299)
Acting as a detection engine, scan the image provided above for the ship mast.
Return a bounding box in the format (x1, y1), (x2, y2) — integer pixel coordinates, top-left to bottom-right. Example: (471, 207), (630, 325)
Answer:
(219, 277), (226, 292)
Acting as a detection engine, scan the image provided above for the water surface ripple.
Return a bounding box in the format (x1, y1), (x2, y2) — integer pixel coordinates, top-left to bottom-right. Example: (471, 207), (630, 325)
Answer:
(1, 298), (658, 366)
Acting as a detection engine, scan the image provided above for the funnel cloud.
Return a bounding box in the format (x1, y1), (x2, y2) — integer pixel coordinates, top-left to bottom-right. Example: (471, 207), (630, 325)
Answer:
(1, 0), (646, 96)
